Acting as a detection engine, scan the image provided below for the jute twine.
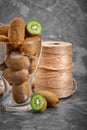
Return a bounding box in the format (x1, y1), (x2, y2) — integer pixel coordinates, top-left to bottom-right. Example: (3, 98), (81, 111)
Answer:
(34, 41), (74, 98)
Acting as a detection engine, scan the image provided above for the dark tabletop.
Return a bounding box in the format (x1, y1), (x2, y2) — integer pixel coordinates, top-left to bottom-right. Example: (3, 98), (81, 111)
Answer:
(0, 78), (87, 130)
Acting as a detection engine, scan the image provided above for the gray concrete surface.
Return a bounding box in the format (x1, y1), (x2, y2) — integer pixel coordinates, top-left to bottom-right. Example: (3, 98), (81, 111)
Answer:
(0, 0), (87, 129)
(0, 0), (87, 79)
(0, 80), (87, 130)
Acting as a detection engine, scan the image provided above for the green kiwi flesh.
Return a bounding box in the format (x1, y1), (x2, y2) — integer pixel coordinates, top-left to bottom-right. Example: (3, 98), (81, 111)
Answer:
(30, 93), (46, 111)
(26, 20), (42, 35)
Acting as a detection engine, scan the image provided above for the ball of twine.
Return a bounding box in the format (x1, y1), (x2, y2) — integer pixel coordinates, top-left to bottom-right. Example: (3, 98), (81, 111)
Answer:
(34, 41), (73, 98)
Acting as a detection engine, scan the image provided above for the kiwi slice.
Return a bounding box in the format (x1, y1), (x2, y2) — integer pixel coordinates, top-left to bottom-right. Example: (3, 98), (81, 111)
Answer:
(26, 20), (42, 35)
(30, 93), (47, 112)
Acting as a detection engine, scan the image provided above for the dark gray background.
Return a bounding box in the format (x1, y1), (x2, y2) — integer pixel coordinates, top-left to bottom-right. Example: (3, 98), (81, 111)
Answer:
(0, 0), (87, 130)
(0, 0), (87, 80)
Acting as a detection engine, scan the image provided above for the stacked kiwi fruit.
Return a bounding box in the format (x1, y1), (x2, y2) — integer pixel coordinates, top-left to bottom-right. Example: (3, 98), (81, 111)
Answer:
(0, 17), (59, 112)
(0, 17), (41, 102)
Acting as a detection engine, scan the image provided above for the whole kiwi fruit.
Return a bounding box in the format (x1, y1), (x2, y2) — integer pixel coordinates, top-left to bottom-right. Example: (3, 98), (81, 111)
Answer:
(35, 90), (59, 107)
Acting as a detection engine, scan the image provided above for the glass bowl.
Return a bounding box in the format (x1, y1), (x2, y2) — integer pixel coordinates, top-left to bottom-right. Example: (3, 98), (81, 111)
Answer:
(0, 39), (42, 112)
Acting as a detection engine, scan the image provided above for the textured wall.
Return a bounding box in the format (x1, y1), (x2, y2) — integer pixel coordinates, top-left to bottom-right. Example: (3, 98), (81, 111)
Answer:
(0, 0), (87, 80)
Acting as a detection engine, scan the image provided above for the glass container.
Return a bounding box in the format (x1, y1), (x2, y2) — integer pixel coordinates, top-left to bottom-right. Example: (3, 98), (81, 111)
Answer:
(0, 38), (42, 112)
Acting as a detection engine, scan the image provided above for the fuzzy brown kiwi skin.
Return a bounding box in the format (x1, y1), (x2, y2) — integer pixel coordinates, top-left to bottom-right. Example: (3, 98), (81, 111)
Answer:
(32, 81), (35, 89)
(29, 55), (38, 74)
(8, 17), (25, 47)
(0, 25), (9, 36)
(6, 44), (13, 54)
(3, 68), (30, 84)
(5, 55), (30, 70)
(0, 62), (7, 71)
(0, 35), (9, 42)
(40, 99), (47, 112)
(35, 91), (59, 107)
(12, 81), (32, 104)
(0, 79), (5, 96)
(6, 44), (22, 55)
(20, 36), (41, 57)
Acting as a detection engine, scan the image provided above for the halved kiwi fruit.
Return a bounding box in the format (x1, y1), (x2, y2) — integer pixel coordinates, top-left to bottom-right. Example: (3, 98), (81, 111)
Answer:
(26, 20), (42, 37)
(30, 93), (47, 112)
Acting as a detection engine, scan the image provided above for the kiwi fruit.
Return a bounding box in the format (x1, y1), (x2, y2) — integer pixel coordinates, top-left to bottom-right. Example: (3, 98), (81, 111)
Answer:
(30, 93), (47, 112)
(35, 91), (59, 107)
(6, 44), (22, 54)
(0, 35), (9, 42)
(3, 68), (30, 84)
(20, 36), (41, 57)
(26, 20), (42, 37)
(0, 62), (7, 71)
(0, 79), (5, 96)
(5, 52), (30, 70)
(32, 81), (35, 89)
(6, 44), (13, 54)
(29, 55), (38, 74)
(8, 17), (25, 47)
(0, 25), (9, 36)
(12, 81), (32, 104)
